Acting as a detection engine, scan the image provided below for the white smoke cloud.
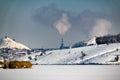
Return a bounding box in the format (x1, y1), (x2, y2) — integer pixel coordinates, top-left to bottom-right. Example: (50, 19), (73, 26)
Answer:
(54, 13), (71, 35)
(89, 19), (112, 38)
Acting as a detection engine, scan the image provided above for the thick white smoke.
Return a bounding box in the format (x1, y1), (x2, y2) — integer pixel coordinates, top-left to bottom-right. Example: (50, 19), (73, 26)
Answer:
(89, 19), (112, 38)
(54, 13), (71, 35)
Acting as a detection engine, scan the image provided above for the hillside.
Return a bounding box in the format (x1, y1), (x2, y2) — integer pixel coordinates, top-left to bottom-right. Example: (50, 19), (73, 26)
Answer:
(14, 43), (120, 65)
(0, 36), (30, 50)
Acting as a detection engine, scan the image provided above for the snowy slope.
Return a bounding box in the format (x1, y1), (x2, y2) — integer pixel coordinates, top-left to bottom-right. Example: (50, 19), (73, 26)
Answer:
(14, 43), (120, 65)
(0, 37), (30, 50)
(86, 37), (96, 45)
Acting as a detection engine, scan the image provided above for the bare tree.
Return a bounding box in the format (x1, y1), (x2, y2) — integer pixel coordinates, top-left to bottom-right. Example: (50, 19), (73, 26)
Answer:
(80, 51), (86, 60)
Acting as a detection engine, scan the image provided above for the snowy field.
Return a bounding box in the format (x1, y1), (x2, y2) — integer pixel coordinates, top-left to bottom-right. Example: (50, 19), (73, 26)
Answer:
(14, 43), (120, 65)
(0, 65), (120, 80)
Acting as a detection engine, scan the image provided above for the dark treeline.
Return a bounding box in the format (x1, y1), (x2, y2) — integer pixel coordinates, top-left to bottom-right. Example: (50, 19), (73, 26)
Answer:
(96, 33), (120, 45)
(72, 41), (87, 48)
(72, 33), (120, 48)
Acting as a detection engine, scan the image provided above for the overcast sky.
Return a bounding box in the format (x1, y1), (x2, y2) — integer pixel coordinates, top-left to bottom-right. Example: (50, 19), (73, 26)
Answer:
(0, 0), (120, 48)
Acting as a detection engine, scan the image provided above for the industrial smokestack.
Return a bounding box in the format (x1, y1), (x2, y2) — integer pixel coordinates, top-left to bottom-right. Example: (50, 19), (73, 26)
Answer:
(60, 38), (64, 49)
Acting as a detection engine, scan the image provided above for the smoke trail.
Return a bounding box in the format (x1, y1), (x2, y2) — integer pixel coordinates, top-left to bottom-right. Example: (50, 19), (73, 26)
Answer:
(89, 19), (112, 38)
(54, 13), (71, 35)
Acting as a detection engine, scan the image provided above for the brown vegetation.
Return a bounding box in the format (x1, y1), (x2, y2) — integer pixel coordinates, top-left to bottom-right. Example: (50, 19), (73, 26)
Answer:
(0, 62), (4, 68)
(114, 62), (120, 65)
(3, 62), (9, 69)
(3, 61), (32, 69)
(20, 61), (32, 68)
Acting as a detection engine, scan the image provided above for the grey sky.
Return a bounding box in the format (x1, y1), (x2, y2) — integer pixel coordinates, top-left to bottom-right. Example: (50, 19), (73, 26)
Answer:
(0, 0), (120, 48)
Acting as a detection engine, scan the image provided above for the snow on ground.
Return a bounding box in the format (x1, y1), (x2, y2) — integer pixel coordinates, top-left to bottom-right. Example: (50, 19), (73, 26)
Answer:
(14, 43), (120, 65)
(86, 37), (97, 45)
(0, 65), (120, 80)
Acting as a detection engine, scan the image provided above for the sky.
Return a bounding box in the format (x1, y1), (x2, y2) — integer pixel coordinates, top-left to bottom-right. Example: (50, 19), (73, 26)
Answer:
(0, 0), (120, 48)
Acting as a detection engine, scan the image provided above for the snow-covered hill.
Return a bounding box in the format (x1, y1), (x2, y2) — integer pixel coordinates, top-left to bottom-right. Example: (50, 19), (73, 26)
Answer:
(86, 37), (97, 45)
(14, 43), (120, 65)
(0, 37), (30, 50)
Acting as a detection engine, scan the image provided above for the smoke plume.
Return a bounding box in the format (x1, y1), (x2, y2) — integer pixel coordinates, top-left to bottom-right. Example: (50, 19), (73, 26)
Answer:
(89, 19), (112, 37)
(54, 13), (71, 35)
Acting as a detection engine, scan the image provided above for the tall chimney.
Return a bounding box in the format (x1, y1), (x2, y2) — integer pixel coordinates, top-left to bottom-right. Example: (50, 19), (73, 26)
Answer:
(60, 38), (64, 49)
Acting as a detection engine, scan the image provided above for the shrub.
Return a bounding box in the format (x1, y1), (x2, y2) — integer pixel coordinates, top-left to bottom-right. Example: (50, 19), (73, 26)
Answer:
(3, 62), (9, 69)
(3, 61), (32, 69)
(20, 61), (32, 68)
(9, 61), (21, 69)
(0, 62), (4, 68)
